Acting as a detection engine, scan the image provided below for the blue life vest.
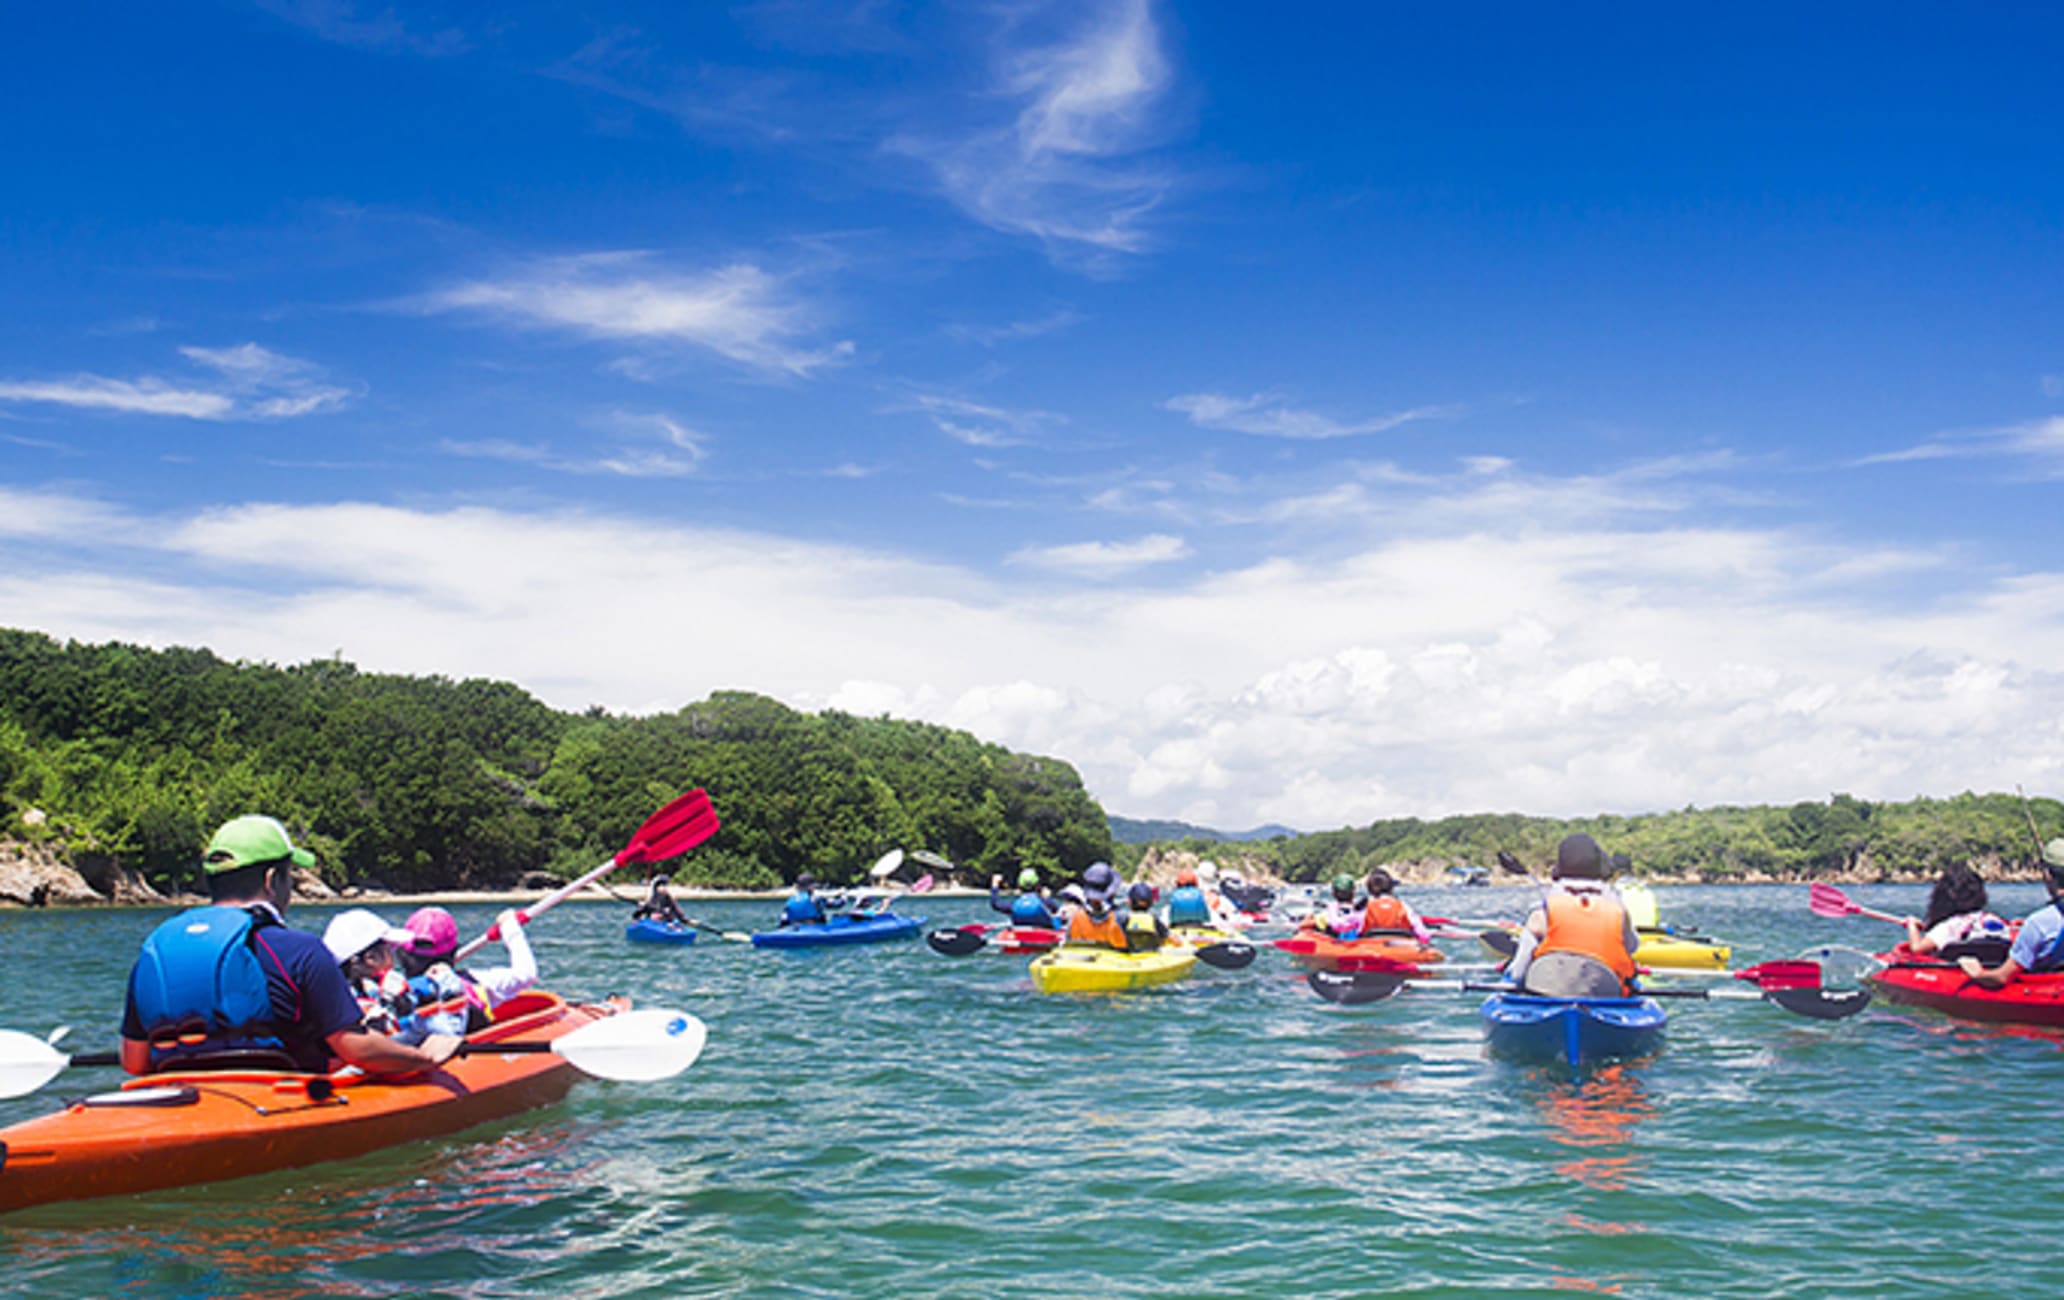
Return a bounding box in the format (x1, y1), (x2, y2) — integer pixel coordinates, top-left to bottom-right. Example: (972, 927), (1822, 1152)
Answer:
(782, 892), (823, 925)
(1009, 893), (1056, 927)
(1166, 885), (1211, 926)
(129, 906), (283, 1063)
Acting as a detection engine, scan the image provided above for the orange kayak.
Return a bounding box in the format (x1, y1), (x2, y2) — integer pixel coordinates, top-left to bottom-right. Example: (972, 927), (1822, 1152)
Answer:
(1273, 931), (1445, 972)
(0, 990), (616, 1214)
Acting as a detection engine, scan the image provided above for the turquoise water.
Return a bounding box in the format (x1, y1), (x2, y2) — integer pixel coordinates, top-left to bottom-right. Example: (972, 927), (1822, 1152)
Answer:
(1, 882), (2057, 1298)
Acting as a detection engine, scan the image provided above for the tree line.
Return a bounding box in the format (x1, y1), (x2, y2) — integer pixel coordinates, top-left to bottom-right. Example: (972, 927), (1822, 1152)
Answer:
(0, 630), (1113, 893)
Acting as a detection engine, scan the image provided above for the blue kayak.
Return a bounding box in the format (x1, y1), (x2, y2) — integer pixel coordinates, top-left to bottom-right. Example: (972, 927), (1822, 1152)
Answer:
(1480, 993), (1665, 1070)
(625, 918), (699, 945)
(751, 912), (925, 948)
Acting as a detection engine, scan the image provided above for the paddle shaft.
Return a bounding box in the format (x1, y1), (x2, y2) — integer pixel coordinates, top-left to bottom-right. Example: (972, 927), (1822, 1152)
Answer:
(2017, 785), (2048, 862)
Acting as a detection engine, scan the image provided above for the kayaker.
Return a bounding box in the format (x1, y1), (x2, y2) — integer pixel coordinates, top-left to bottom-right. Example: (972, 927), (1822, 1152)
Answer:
(1123, 881), (1169, 951)
(780, 873), (831, 928)
(1505, 833), (1640, 997)
(397, 905), (539, 1034)
(631, 873), (690, 927)
(322, 907), (421, 1039)
(1959, 841), (2064, 988)
(1354, 868), (1434, 944)
(1165, 868), (1213, 927)
(1304, 875), (1361, 936)
(1063, 864), (1127, 949)
(991, 867), (1060, 929)
(118, 815), (460, 1077)
(1903, 862), (2009, 958)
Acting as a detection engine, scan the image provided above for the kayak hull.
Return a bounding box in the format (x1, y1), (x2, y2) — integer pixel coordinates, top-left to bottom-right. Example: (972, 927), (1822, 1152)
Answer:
(0, 991), (613, 1215)
(1030, 947), (1196, 994)
(1869, 947), (2064, 1026)
(1274, 932), (1445, 972)
(751, 913), (924, 948)
(625, 918), (699, 945)
(1633, 930), (1731, 970)
(1480, 993), (1666, 1070)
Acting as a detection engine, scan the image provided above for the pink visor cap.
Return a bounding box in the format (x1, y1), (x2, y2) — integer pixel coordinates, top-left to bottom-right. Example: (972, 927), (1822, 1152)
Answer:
(403, 906), (460, 957)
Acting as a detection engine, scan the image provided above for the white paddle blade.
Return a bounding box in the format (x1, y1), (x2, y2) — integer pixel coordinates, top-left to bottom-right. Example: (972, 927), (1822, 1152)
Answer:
(870, 848), (906, 880)
(0, 1027), (73, 1100)
(554, 1009), (708, 1083)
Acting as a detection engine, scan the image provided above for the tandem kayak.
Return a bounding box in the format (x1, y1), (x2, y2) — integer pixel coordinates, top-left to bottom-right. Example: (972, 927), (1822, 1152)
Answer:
(1480, 992), (1667, 1070)
(0, 991), (622, 1214)
(751, 912), (924, 948)
(1868, 945), (2064, 1026)
(1030, 946), (1196, 994)
(1274, 931), (1445, 972)
(625, 918), (699, 945)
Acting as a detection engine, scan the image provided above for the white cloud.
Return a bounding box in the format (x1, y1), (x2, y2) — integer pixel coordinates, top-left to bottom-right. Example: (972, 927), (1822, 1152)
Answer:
(1857, 415), (2064, 470)
(944, 310), (1084, 346)
(1007, 532), (1190, 576)
(442, 410), (709, 479)
(0, 345), (353, 421)
(891, 0), (1176, 260)
(419, 253), (854, 377)
(905, 393), (1065, 448)
(1166, 392), (1460, 440)
(5, 485), (2064, 829)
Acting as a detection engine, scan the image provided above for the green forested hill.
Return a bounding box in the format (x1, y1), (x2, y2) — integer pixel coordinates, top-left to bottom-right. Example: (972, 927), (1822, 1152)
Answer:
(0, 630), (1112, 892)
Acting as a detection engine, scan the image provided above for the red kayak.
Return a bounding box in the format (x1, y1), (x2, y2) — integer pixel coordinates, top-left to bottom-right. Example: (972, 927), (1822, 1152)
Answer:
(993, 926), (1062, 954)
(1273, 930), (1444, 972)
(1869, 945), (2064, 1026)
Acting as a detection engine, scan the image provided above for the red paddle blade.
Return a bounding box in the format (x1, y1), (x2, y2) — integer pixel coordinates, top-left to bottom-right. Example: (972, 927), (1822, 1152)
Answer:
(617, 789), (721, 867)
(1736, 959), (1824, 990)
(1807, 882), (1860, 919)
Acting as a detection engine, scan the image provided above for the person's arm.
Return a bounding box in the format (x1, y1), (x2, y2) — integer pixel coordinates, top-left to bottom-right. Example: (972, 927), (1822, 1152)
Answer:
(327, 1027), (461, 1074)
(120, 1036), (152, 1075)
(1403, 904), (1433, 946)
(1959, 956), (2022, 989)
(1905, 916), (1925, 949)
(1522, 907), (1548, 940)
(470, 911), (539, 1005)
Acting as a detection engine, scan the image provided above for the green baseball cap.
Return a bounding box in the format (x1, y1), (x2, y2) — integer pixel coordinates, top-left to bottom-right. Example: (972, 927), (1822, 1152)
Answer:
(204, 815), (315, 874)
(1017, 868), (1040, 889)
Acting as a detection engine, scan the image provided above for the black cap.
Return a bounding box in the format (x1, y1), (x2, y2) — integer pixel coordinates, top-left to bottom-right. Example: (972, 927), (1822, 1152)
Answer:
(1552, 834), (1605, 880)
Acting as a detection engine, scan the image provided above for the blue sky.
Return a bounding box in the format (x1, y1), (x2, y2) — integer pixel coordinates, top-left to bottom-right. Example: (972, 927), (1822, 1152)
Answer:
(3, 2), (2062, 830)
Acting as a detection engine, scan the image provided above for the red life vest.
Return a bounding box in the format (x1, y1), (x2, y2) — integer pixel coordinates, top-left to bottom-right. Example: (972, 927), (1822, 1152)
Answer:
(1535, 887), (1637, 986)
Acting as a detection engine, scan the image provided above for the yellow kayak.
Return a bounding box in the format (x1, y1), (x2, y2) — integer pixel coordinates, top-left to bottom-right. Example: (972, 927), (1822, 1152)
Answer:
(1030, 945), (1197, 994)
(1634, 928), (1731, 970)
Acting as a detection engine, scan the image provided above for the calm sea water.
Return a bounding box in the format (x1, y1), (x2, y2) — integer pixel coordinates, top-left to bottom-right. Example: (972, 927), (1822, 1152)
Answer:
(1, 882), (2057, 1298)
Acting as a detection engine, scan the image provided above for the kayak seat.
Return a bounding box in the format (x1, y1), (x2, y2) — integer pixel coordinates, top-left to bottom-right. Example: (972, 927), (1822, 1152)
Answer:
(150, 1046), (302, 1075)
(1522, 952), (1625, 999)
(1937, 937), (2012, 965)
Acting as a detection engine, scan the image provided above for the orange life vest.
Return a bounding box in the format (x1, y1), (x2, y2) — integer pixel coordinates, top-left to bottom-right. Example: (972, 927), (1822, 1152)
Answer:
(1360, 895), (1410, 933)
(1534, 888), (1637, 986)
(1066, 908), (1126, 948)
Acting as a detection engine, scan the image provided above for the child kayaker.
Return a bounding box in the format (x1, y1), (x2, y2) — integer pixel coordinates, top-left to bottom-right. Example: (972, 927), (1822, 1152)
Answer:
(1063, 865), (1127, 949)
(118, 815), (459, 1077)
(779, 873), (830, 928)
(632, 873), (690, 927)
(397, 905), (538, 1034)
(1123, 881), (1168, 951)
(1505, 833), (1640, 997)
(1960, 841), (2064, 987)
(1164, 868), (1213, 927)
(1353, 868), (1434, 944)
(1903, 862), (2010, 958)
(991, 868), (1060, 929)
(1304, 875), (1361, 936)
(321, 907), (421, 1039)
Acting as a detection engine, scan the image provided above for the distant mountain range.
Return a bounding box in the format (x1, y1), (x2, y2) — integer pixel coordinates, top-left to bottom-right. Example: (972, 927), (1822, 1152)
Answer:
(1107, 815), (1300, 845)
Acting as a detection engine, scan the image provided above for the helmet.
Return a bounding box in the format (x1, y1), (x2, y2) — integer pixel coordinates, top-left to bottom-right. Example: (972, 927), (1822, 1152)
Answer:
(1196, 860), (1220, 883)
(1331, 873), (1355, 901)
(1017, 868), (1040, 890)
(650, 873), (672, 887)
(1175, 868), (1199, 886)
(1128, 882), (1155, 907)
(402, 906), (460, 959)
(2044, 837), (2064, 870)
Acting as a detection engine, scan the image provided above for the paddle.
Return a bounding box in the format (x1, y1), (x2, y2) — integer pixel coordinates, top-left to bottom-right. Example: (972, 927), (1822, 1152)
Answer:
(926, 926), (989, 956)
(2017, 784), (2050, 863)
(457, 789), (721, 962)
(683, 916), (754, 943)
(1806, 881), (1904, 926)
(0, 1008), (710, 1101)
(1305, 968), (1871, 1018)
(1192, 940), (1257, 970)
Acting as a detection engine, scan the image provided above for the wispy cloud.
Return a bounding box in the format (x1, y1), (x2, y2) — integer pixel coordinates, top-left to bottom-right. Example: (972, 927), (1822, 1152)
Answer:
(441, 408), (711, 479)
(905, 392), (1066, 448)
(944, 309), (1084, 347)
(254, 0), (469, 56)
(0, 345), (353, 421)
(2041, 374), (2064, 399)
(890, 0), (1177, 261)
(1008, 532), (1190, 576)
(418, 253), (854, 378)
(1166, 392), (1461, 440)
(1855, 416), (2064, 471)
